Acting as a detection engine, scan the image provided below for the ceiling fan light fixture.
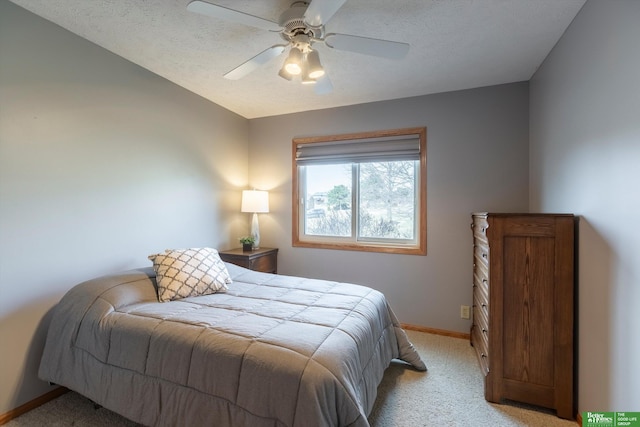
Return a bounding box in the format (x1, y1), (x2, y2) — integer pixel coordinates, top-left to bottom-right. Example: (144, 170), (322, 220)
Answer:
(278, 66), (294, 81)
(306, 49), (325, 79)
(283, 47), (303, 75)
(188, 0), (411, 96)
(301, 59), (317, 85)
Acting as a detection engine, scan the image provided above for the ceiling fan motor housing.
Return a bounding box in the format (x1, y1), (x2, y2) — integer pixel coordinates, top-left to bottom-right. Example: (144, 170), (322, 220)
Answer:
(279, 2), (324, 41)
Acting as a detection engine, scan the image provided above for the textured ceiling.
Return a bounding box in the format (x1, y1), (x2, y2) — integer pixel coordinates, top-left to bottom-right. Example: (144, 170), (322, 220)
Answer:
(9, 0), (586, 119)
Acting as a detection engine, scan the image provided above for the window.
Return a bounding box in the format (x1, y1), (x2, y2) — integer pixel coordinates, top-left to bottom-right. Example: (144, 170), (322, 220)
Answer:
(292, 127), (426, 255)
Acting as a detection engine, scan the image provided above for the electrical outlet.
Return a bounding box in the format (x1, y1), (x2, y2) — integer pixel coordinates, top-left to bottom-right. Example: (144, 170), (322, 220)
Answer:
(460, 305), (471, 319)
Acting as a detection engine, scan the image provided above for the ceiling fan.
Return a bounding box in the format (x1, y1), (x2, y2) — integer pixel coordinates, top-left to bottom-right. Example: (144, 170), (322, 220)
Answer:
(187, 0), (410, 94)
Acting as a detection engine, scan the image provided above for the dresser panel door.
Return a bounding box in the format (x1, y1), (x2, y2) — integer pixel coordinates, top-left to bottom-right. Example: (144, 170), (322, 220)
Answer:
(502, 235), (555, 388)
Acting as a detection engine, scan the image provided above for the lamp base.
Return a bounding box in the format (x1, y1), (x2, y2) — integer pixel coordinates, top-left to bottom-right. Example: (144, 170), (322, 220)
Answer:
(251, 212), (261, 249)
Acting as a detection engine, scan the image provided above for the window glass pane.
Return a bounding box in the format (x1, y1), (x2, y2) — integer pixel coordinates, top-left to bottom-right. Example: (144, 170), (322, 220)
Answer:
(304, 164), (352, 237)
(358, 161), (416, 239)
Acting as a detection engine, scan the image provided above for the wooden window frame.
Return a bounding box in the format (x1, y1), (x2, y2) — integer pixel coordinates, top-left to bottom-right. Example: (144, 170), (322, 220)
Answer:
(292, 127), (427, 255)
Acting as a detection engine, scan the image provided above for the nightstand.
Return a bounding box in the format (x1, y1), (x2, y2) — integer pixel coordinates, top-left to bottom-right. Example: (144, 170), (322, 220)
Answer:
(219, 247), (278, 273)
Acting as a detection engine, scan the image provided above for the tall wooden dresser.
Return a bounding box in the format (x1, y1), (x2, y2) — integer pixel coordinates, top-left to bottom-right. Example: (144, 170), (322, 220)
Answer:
(470, 213), (575, 419)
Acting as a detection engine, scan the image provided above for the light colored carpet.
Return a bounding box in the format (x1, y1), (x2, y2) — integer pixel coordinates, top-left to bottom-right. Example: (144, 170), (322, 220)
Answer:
(6, 331), (578, 426)
(368, 331), (577, 426)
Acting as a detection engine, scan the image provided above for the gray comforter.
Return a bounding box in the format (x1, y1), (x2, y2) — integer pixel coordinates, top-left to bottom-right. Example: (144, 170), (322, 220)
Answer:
(39, 264), (426, 426)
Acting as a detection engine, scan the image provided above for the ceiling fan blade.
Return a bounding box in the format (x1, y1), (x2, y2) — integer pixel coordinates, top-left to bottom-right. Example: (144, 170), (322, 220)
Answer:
(304, 0), (348, 27)
(324, 33), (410, 59)
(314, 75), (333, 95)
(187, 1), (281, 32)
(224, 45), (287, 80)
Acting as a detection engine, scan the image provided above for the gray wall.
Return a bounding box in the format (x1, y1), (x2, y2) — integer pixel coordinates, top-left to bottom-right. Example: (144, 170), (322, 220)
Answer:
(529, 0), (640, 413)
(0, 2), (249, 413)
(249, 83), (530, 332)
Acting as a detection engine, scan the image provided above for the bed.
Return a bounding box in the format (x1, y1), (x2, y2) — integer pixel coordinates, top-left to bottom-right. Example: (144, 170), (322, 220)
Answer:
(39, 252), (426, 427)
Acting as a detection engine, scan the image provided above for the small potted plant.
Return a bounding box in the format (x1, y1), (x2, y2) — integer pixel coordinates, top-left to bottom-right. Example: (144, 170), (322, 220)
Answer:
(239, 236), (255, 252)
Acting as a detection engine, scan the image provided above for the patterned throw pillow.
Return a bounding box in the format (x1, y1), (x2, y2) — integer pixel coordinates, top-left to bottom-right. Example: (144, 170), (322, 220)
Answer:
(148, 247), (232, 302)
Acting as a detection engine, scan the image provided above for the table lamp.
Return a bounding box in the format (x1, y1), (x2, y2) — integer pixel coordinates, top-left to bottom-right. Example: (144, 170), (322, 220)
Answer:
(241, 190), (269, 249)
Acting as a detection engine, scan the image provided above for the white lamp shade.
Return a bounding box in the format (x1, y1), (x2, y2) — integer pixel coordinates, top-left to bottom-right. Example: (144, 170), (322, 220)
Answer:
(241, 190), (269, 213)
(306, 49), (325, 79)
(284, 48), (303, 75)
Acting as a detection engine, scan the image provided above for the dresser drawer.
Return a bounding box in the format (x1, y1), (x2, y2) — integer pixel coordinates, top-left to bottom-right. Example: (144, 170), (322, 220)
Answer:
(472, 216), (489, 244)
(219, 248), (278, 274)
(473, 293), (489, 349)
(471, 325), (490, 374)
(473, 264), (489, 299)
(250, 254), (277, 273)
(473, 290), (489, 323)
(474, 243), (489, 268)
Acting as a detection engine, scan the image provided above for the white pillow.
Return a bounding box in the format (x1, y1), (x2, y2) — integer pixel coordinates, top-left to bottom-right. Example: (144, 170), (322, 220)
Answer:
(148, 247), (232, 302)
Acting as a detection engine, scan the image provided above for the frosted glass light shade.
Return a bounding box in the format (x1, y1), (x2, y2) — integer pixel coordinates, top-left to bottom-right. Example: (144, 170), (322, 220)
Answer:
(241, 190), (269, 213)
(306, 50), (325, 79)
(284, 48), (303, 75)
